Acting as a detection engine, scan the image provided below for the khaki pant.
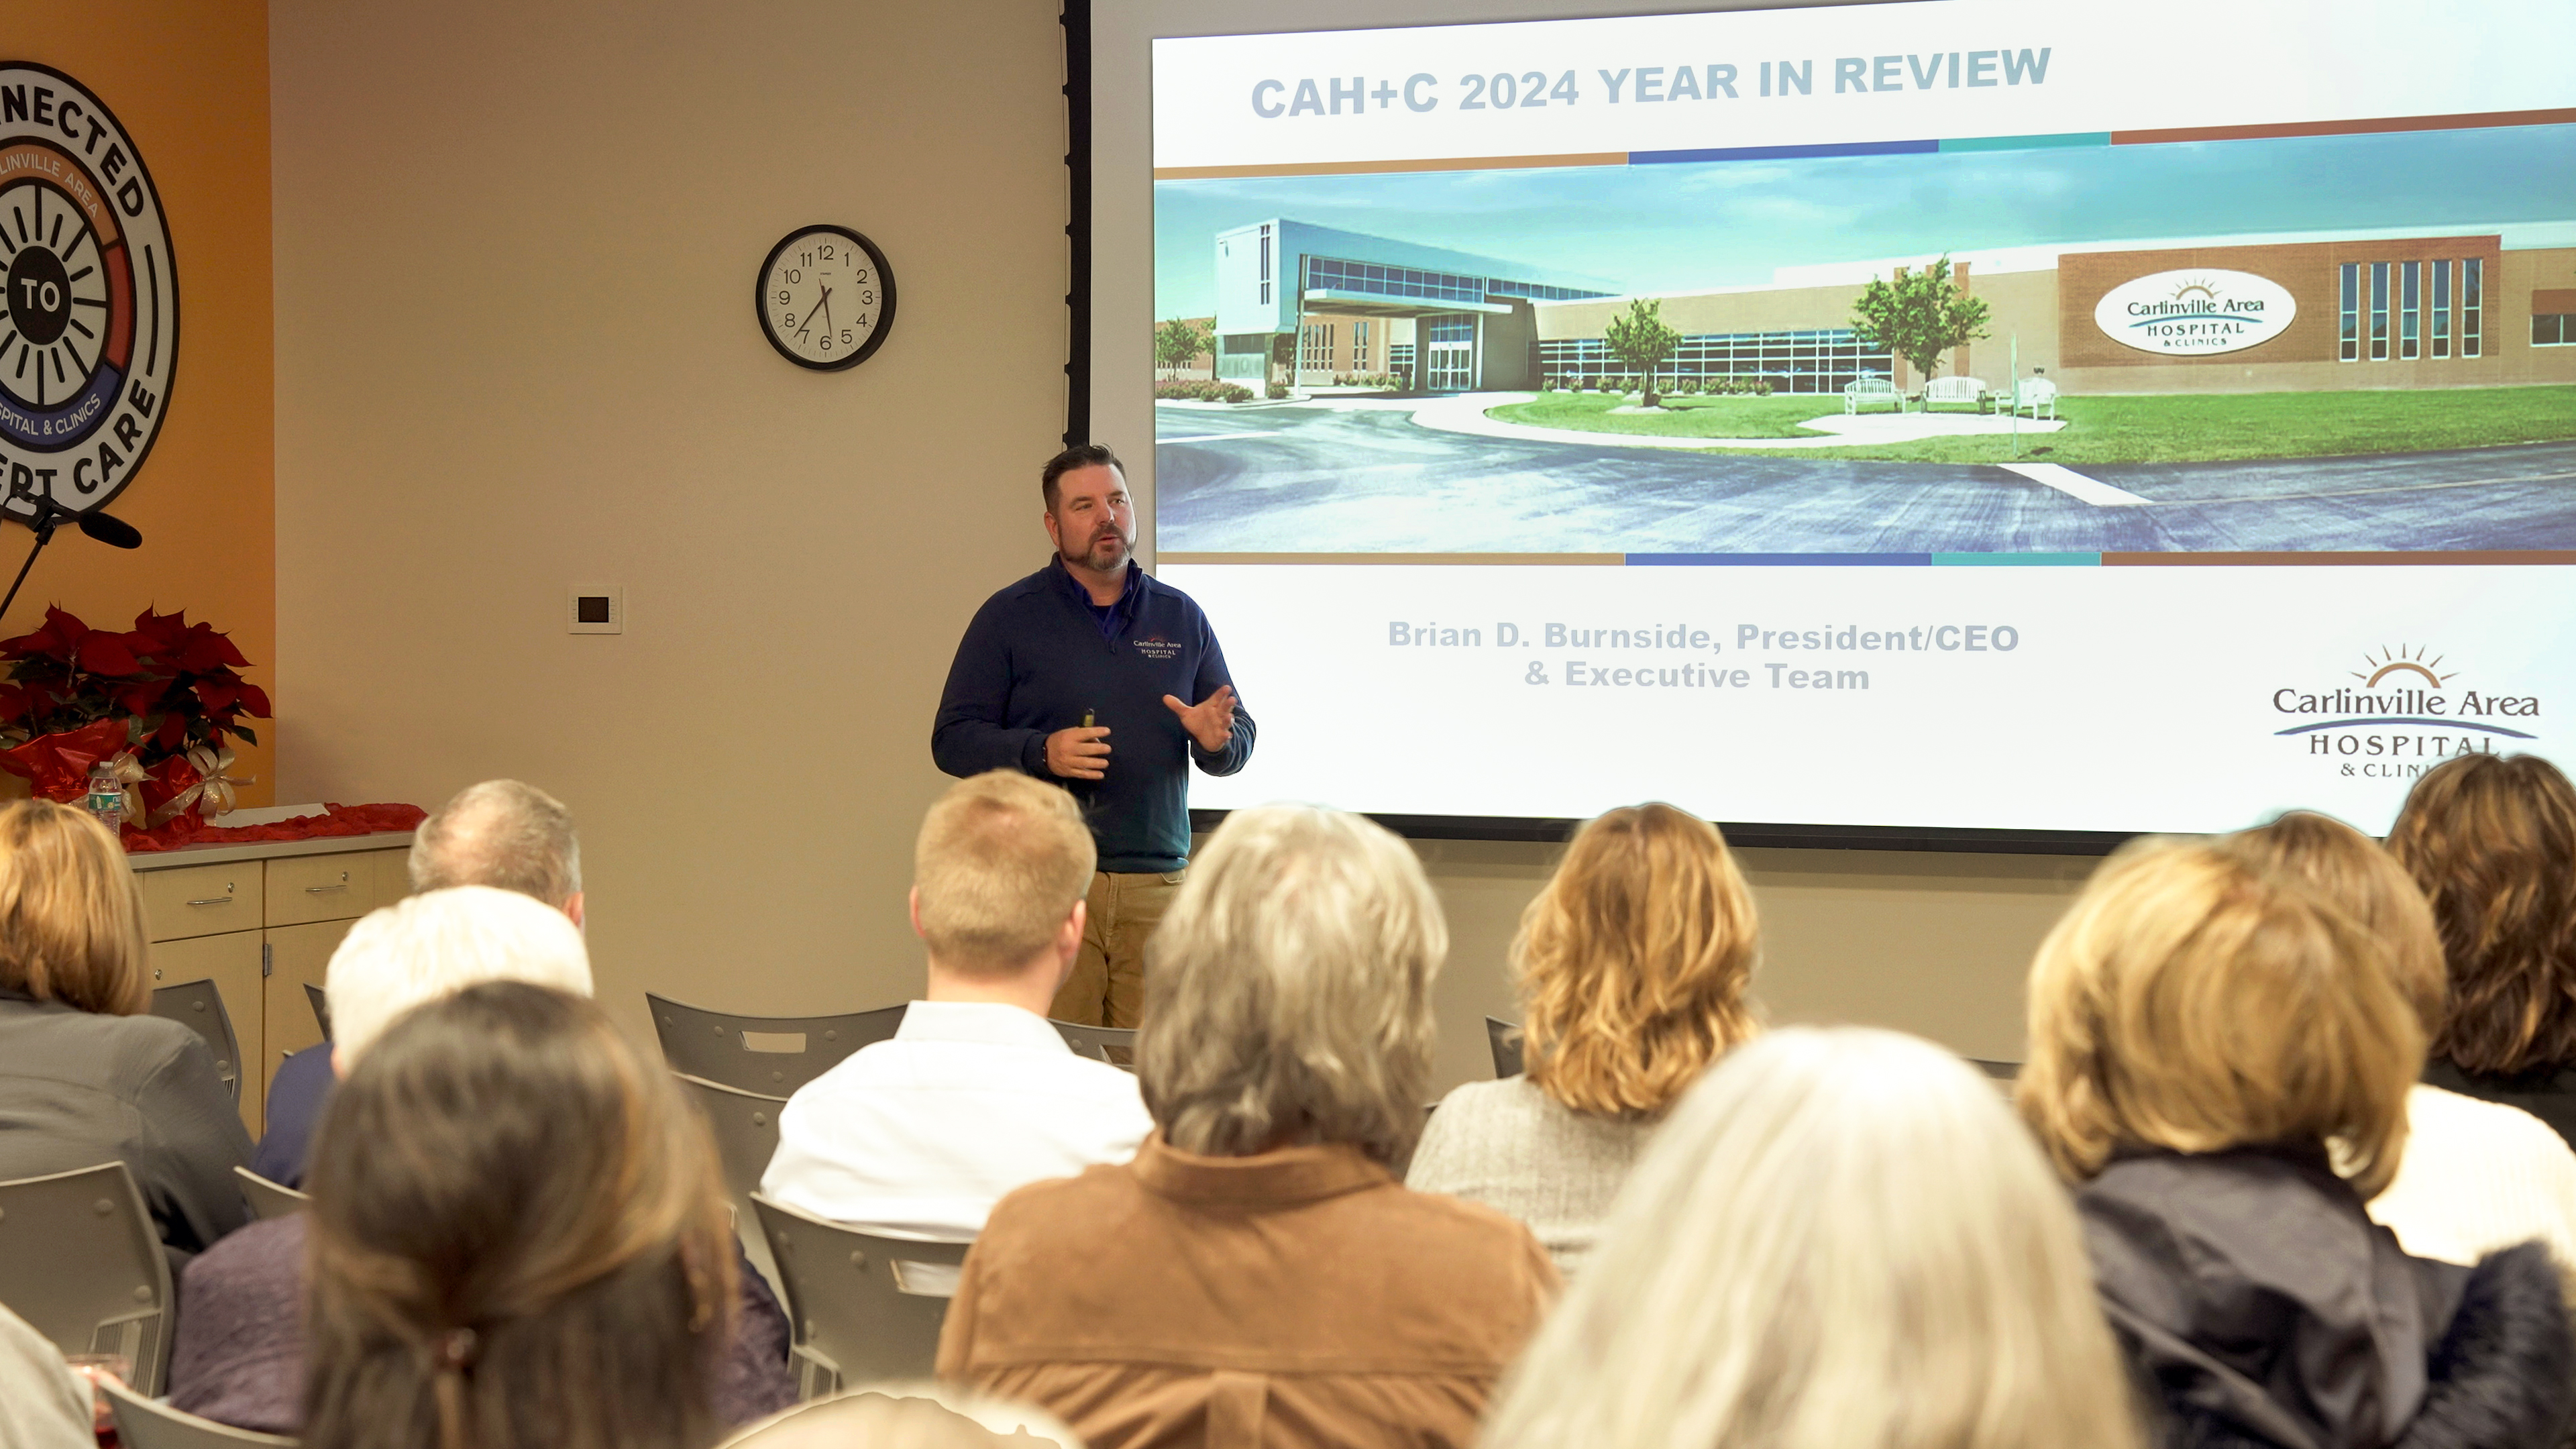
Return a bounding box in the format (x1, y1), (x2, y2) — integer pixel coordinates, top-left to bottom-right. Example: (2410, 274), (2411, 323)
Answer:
(1051, 869), (1185, 1028)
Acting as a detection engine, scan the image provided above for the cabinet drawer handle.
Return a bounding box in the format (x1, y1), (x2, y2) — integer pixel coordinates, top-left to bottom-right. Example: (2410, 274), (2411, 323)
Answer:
(184, 896), (235, 907)
(305, 883), (350, 894)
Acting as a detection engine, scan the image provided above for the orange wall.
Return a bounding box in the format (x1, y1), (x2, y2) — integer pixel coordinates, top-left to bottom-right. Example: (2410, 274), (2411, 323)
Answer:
(5, 1), (274, 805)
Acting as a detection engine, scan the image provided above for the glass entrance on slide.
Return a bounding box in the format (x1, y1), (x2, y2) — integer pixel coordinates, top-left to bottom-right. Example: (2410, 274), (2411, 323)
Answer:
(1424, 313), (1475, 390)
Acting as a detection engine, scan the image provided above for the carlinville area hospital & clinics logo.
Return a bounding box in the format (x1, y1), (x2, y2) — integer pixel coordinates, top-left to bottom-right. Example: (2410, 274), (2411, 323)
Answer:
(0, 62), (178, 527)
(2271, 646), (2544, 781)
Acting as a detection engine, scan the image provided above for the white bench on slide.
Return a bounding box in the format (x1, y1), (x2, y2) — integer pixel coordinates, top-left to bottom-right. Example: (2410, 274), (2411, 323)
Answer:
(1843, 376), (1898, 414)
(1923, 376), (1986, 410)
(2008, 376), (2060, 420)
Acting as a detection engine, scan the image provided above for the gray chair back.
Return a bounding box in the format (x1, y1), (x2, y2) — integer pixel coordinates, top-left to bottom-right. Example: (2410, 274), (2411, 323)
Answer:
(148, 979), (241, 1102)
(233, 1165), (309, 1222)
(750, 1193), (967, 1399)
(674, 1073), (789, 1301)
(1048, 1019), (1135, 1066)
(0, 1162), (176, 1395)
(304, 982), (333, 1041)
(1485, 1016), (1524, 1078)
(103, 1373), (297, 1448)
(647, 994), (902, 1095)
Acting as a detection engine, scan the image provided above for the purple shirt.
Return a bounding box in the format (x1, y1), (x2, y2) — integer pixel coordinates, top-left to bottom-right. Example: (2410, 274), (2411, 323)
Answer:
(167, 1215), (797, 1433)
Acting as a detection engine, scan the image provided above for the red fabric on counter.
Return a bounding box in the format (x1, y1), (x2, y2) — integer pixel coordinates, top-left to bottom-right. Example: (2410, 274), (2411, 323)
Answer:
(119, 802), (427, 854)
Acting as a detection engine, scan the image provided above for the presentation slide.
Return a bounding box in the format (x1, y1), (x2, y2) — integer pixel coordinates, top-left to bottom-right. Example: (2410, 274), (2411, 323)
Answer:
(1144, 0), (2575, 837)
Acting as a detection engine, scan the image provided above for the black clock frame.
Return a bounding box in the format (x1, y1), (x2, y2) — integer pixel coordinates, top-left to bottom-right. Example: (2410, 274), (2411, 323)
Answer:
(755, 224), (896, 371)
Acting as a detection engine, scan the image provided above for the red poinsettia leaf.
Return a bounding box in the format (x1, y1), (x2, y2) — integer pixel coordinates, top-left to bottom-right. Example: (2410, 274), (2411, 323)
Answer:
(113, 680), (165, 716)
(192, 680), (241, 712)
(174, 625), (250, 673)
(76, 632), (142, 676)
(234, 683), (271, 718)
(154, 711), (187, 749)
(43, 606), (88, 643)
(131, 608), (189, 647)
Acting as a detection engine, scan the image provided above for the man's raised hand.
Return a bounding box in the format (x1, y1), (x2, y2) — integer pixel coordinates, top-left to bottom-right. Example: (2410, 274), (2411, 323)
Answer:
(1046, 725), (1112, 780)
(1163, 684), (1238, 753)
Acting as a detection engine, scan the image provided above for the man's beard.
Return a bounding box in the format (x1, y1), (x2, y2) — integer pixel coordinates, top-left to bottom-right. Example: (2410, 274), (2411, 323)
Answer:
(1065, 527), (1130, 572)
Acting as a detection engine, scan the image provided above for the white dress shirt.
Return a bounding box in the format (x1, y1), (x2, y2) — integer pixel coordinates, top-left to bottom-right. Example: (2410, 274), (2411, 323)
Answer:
(2369, 1083), (2576, 1286)
(759, 1000), (1152, 1242)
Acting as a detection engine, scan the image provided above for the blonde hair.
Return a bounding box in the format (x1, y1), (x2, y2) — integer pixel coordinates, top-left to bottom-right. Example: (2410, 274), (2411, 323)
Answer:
(0, 800), (148, 1015)
(1515, 803), (1759, 1117)
(2221, 810), (2446, 1033)
(325, 886), (594, 1063)
(1136, 805), (1444, 1165)
(914, 771), (1095, 975)
(1483, 1027), (2141, 1449)
(2017, 837), (2422, 1199)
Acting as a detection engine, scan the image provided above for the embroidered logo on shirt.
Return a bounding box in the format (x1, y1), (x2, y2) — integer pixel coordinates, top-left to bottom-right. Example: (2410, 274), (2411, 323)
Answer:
(1131, 634), (1183, 661)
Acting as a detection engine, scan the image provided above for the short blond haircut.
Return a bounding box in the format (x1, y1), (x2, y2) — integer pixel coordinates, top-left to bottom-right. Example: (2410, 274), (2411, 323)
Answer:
(2017, 837), (2421, 1199)
(2221, 810), (2446, 1033)
(1516, 803), (1760, 1118)
(1485, 1028), (2143, 1449)
(325, 886), (594, 1063)
(0, 800), (148, 1016)
(1136, 805), (1444, 1165)
(913, 771), (1095, 975)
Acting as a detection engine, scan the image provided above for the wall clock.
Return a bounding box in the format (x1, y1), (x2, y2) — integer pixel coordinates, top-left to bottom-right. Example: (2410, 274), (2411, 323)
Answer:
(0, 62), (178, 523)
(756, 225), (894, 370)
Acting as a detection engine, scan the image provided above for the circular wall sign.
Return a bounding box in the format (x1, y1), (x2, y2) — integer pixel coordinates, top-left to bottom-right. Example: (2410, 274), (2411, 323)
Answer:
(756, 225), (895, 370)
(2093, 268), (2296, 357)
(0, 62), (176, 522)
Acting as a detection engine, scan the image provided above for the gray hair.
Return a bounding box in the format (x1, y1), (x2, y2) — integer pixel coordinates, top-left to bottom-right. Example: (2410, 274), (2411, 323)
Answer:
(324, 886), (594, 1063)
(409, 780), (582, 907)
(1481, 1027), (2143, 1449)
(1135, 804), (1445, 1165)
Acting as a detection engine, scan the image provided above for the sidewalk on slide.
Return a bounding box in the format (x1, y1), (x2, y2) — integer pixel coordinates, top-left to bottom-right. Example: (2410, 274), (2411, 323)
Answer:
(1399, 391), (2068, 451)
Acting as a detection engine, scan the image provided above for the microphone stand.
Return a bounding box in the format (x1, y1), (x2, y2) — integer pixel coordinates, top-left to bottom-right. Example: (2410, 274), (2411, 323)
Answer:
(0, 500), (145, 628)
(0, 511), (64, 627)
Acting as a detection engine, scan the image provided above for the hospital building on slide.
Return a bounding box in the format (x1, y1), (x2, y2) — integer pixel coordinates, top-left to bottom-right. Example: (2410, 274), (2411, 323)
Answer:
(1203, 216), (2576, 396)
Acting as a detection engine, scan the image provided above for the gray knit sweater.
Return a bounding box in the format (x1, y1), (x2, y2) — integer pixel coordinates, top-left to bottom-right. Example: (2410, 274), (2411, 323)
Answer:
(1405, 1075), (1656, 1277)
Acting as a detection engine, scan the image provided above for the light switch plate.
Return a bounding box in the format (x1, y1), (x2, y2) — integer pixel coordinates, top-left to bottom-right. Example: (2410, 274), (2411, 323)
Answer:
(568, 585), (625, 634)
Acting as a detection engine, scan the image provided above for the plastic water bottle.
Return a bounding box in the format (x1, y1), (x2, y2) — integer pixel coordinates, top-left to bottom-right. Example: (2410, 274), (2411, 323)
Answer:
(84, 761), (125, 831)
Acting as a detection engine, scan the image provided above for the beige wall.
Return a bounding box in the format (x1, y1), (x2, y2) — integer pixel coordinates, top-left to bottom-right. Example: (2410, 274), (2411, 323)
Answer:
(272, 0), (2068, 1078)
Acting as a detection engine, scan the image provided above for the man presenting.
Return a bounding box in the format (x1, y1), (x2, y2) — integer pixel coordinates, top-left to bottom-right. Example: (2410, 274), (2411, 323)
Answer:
(933, 443), (1253, 1028)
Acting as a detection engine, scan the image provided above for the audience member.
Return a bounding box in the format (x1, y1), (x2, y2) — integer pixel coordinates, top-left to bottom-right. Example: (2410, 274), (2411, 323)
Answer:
(2019, 839), (2575, 1448)
(253, 777), (583, 1187)
(1483, 1026), (2140, 1449)
(2387, 752), (2576, 1149)
(937, 805), (1558, 1449)
(0, 799), (250, 1263)
(2222, 811), (2576, 1283)
(1407, 802), (1758, 1273)
(298, 981), (737, 1449)
(761, 771), (1150, 1285)
(166, 890), (796, 1433)
(0, 1302), (94, 1449)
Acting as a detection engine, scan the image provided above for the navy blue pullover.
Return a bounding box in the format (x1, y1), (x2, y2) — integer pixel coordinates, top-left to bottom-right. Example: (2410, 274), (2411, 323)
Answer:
(932, 559), (1254, 872)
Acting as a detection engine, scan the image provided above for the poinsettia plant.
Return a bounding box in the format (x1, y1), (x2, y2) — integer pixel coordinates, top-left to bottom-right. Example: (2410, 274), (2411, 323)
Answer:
(0, 606), (270, 758)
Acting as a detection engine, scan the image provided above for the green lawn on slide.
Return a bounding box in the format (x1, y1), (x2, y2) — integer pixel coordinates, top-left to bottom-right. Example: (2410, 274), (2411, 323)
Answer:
(1485, 386), (2576, 466)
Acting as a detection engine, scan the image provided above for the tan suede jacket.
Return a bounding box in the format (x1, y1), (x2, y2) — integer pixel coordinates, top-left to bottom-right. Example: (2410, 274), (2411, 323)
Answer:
(936, 1133), (1560, 1449)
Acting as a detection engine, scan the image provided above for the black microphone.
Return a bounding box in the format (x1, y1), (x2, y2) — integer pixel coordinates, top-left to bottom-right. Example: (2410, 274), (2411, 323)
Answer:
(75, 510), (142, 549)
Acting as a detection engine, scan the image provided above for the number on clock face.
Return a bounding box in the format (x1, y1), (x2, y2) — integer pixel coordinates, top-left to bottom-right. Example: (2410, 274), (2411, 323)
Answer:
(757, 226), (896, 371)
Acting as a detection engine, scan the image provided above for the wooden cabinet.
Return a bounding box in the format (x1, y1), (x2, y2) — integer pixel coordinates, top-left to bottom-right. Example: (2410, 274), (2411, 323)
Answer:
(133, 838), (413, 1138)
